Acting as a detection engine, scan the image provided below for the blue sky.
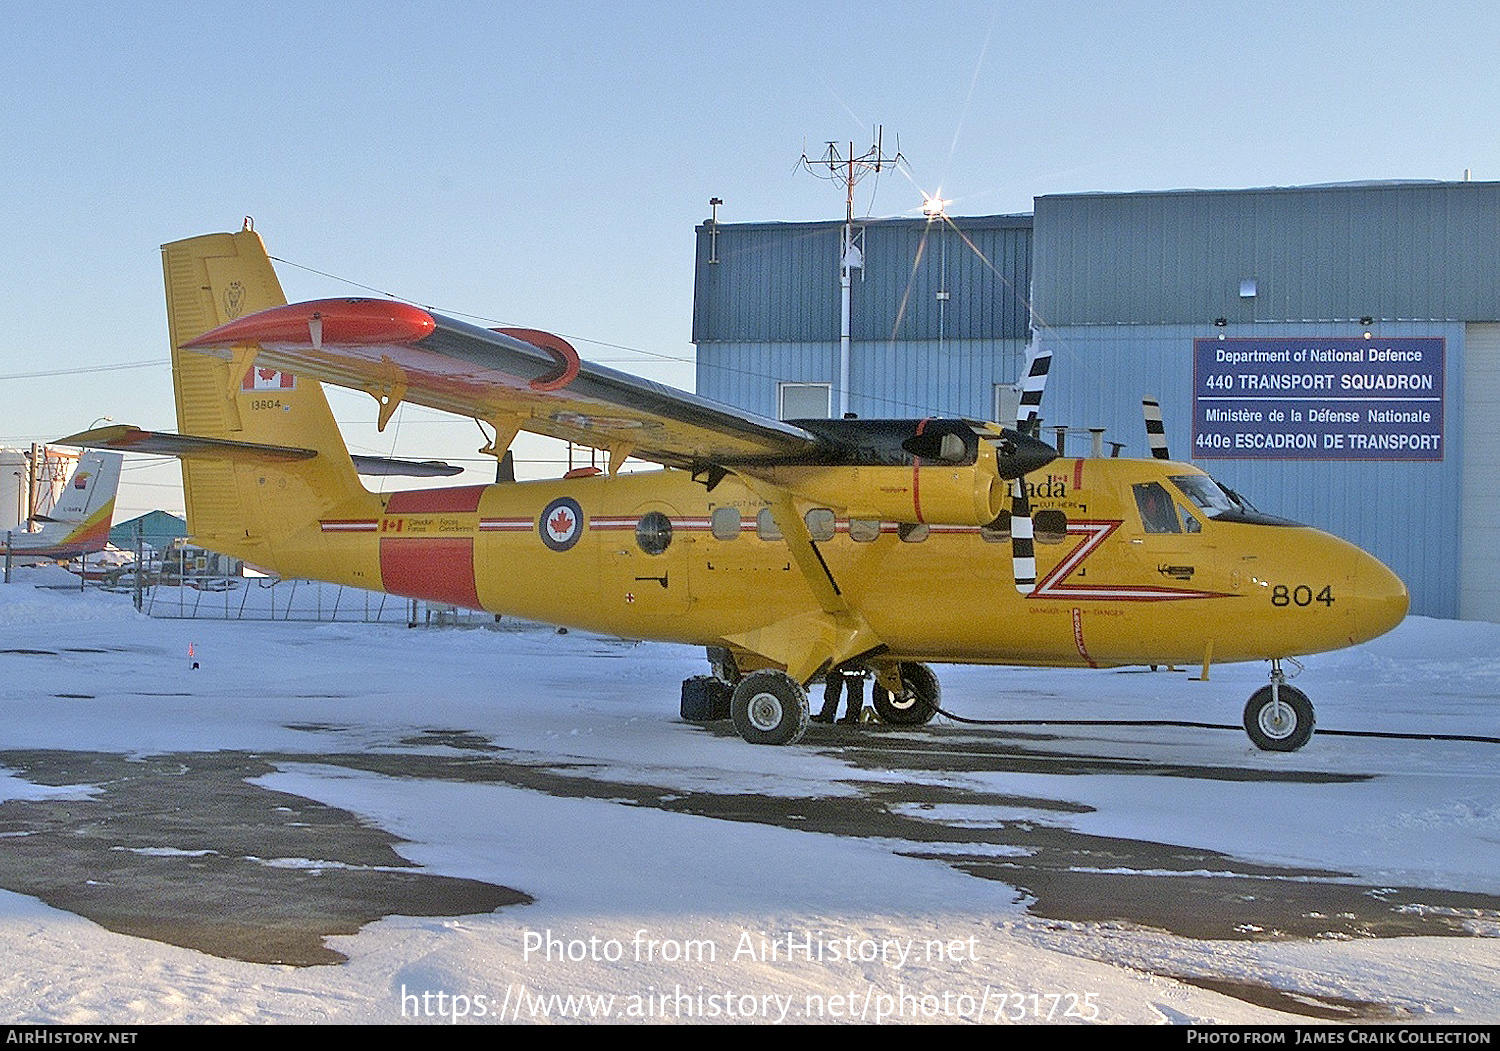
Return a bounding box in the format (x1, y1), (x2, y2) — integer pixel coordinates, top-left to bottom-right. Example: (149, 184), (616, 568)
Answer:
(4, 1), (1498, 517)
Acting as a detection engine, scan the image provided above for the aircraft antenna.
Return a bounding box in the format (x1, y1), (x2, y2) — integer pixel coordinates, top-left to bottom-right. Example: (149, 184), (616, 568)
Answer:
(799, 127), (903, 418)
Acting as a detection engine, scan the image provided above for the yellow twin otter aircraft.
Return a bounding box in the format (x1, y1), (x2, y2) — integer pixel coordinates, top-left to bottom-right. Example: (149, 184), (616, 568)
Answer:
(62, 226), (1408, 751)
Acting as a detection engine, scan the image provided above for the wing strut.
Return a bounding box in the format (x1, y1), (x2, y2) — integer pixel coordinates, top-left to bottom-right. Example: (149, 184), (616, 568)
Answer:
(726, 478), (883, 684)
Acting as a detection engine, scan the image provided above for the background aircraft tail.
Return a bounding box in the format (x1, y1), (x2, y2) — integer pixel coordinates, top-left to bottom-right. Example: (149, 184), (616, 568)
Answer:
(160, 226), (372, 570)
(9, 451), (121, 556)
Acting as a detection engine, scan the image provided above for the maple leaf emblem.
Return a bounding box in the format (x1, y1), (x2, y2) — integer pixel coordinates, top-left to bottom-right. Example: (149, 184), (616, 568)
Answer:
(549, 508), (574, 537)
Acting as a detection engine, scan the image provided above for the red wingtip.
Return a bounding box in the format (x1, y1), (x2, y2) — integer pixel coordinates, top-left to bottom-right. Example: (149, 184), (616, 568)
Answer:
(182, 299), (436, 349)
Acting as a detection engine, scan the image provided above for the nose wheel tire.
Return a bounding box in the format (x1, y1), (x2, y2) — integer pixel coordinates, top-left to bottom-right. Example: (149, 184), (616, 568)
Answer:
(1243, 684), (1315, 752)
(872, 662), (941, 726)
(731, 670), (810, 745)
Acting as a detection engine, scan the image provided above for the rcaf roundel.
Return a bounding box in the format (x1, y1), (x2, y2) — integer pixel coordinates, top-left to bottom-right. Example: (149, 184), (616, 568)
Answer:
(539, 497), (584, 552)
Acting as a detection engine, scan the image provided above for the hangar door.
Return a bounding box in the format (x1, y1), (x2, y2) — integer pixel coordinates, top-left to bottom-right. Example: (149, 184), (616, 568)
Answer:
(1462, 324), (1500, 621)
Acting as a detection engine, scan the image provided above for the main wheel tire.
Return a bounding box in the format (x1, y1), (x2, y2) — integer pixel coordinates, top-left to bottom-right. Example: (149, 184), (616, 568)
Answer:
(731, 670), (810, 746)
(871, 662), (940, 726)
(1243, 684), (1315, 752)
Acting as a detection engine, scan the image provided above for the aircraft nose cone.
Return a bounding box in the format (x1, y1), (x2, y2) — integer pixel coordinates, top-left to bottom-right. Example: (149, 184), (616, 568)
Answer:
(1352, 551), (1408, 644)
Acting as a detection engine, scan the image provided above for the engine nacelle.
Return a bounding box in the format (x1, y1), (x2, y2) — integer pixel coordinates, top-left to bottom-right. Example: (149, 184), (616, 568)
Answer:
(747, 441), (1007, 526)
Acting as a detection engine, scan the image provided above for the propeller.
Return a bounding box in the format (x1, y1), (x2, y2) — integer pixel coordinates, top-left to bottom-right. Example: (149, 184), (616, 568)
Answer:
(1142, 397), (1170, 460)
(1011, 342), (1054, 595)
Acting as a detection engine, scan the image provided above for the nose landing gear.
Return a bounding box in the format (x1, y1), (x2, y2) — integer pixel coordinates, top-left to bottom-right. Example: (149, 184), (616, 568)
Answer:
(1243, 658), (1315, 751)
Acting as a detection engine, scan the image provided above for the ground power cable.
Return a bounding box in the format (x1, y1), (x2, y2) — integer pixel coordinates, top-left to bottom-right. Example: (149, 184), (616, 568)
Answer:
(917, 704), (1500, 745)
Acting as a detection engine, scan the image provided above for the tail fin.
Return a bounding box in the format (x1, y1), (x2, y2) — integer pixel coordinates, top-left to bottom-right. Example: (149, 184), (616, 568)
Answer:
(10, 451), (121, 557)
(161, 225), (372, 568)
(48, 450), (121, 526)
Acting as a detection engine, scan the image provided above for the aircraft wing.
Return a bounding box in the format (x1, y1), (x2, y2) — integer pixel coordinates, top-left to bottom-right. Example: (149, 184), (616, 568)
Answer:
(182, 299), (820, 471)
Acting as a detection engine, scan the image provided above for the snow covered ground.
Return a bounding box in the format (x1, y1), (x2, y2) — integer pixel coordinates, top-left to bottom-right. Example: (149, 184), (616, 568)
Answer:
(0, 567), (1497, 1025)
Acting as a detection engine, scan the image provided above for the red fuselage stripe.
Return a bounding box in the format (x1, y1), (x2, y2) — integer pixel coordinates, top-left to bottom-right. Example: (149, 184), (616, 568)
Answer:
(385, 486), (487, 514)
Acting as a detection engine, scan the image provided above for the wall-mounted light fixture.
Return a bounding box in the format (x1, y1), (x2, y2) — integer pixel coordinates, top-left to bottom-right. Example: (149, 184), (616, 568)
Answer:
(1214, 316), (1228, 341)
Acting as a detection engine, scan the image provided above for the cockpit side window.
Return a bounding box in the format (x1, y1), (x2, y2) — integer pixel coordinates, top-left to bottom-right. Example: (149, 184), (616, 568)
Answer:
(1133, 481), (1181, 534)
(1169, 474), (1237, 518)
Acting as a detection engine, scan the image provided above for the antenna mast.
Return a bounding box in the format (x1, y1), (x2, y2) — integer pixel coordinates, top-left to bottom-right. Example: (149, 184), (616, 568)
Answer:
(799, 127), (902, 418)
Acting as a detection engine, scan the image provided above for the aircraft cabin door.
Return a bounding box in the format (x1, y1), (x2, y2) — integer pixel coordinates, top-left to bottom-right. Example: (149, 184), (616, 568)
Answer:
(1129, 481), (1215, 591)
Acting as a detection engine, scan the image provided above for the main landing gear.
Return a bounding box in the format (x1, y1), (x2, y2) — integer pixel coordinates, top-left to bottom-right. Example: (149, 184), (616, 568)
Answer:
(730, 670), (810, 746)
(683, 658), (942, 745)
(1242, 658), (1315, 752)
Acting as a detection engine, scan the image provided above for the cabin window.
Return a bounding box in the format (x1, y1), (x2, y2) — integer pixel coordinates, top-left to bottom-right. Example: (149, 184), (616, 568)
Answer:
(898, 522), (929, 543)
(979, 512), (1011, 543)
(710, 507), (741, 540)
(636, 511), (673, 555)
(804, 508), (835, 541)
(1034, 509), (1067, 544)
(1181, 509), (1202, 534)
(1133, 482), (1180, 534)
(848, 519), (881, 543)
(755, 507), (782, 540)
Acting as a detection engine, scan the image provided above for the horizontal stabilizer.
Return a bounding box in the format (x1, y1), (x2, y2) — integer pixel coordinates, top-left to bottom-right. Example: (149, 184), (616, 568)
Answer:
(56, 425), (316, 462)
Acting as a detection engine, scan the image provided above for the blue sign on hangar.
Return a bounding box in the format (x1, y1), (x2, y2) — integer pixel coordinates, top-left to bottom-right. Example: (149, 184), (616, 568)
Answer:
(1193, 338), (1445, 461)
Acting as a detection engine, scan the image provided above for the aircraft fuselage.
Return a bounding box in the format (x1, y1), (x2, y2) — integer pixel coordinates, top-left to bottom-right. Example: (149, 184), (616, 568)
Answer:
(251, 455), (1407, 674)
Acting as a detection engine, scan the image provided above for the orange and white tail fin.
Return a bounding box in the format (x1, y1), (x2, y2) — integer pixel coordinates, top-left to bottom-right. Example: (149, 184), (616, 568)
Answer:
(6, 451), (121, 558)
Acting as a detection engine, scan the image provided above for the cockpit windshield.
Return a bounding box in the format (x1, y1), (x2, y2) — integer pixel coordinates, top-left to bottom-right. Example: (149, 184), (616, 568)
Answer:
(1169, 474), (1239, 519)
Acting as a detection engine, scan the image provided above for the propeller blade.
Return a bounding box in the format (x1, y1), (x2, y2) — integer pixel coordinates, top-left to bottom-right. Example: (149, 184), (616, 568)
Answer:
(1011, 479), (1037, 595)
(1016, 342), (1052, 435)
(1009, 341), (1052, 595)
(1143, 397), (1170, 460)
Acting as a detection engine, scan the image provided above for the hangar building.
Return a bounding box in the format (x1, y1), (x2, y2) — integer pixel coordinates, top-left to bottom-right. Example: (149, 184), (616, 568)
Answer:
(692, 181), (1500, 620)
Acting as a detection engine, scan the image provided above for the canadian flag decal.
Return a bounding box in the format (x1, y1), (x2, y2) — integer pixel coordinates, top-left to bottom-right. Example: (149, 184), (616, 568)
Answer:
(242, 367), (296, 391)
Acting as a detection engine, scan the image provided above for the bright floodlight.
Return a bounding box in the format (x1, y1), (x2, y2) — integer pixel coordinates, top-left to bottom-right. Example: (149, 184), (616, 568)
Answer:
(922, 195), (949, 219)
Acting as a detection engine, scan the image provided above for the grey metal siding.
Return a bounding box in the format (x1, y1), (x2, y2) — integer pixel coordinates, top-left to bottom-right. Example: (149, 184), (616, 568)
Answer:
(1460, 323), (1500, 620)
(692, 222), (842, 344)
(694, 215), (1034, 422)
(1034, 183), (1500, 327)
(697, 338), (1029, 421)
(848, 218), (1032, 342)
(696, 341), (836, 420)
(850, 338), (1028, 419)
(693, 215), (1032, 345)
